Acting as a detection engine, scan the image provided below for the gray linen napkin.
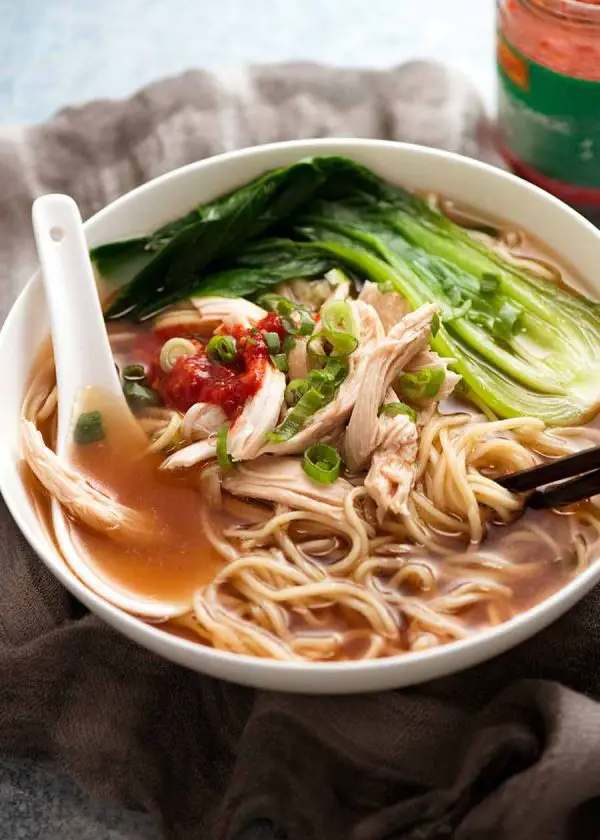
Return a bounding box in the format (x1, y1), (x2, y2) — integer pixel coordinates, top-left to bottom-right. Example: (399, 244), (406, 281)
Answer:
(2, 60), (600, 840)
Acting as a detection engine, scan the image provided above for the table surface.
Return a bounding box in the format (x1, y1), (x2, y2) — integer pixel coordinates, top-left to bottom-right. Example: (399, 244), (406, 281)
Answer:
(1, 1), (494, 837)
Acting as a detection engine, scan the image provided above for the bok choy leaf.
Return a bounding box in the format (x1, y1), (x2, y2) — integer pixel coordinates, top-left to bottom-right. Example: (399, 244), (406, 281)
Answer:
(92, 155), (600, 425)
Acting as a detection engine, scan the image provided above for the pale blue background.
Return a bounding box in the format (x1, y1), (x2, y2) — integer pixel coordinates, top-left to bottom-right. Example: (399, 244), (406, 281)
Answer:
(1, 1), (495, 837)
(2, 0), (495, 124)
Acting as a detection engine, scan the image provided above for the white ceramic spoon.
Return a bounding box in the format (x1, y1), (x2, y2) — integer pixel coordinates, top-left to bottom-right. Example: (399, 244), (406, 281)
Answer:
(32, 194), (189, 620)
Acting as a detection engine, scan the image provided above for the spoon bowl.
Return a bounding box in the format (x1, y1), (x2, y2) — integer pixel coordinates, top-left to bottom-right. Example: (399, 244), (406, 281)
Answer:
(31, 194), (189, 621)
(32, 195), (127, 456)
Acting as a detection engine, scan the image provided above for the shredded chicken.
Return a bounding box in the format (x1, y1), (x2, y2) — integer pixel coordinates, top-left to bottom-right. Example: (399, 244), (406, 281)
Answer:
(357, 284), (461, 420)
(222, 456), (352, 519)
(358, 281), (409, 333)
(260, 300), (385, 456)
(189, 296), (266, 332)
(228, 366), (287, 461)
(344, 304), (438, 471)
(162, 439), (216, 470)
(181, 402), (227, 441)
(287, 336), (310, 381)
(21, 419), (152, 540)
(364, 410), (418, 520)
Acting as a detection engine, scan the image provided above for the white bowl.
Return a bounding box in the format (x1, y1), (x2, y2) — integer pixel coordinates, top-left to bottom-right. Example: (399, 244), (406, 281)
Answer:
(3, 138), (600, 694)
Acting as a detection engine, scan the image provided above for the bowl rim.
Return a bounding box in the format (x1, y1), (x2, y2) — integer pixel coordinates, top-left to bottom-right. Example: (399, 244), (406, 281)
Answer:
(4, 136), (600, 688)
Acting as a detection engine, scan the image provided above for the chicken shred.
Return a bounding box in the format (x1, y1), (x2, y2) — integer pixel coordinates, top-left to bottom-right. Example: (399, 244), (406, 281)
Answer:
(21, 419), (153, 540)
(259, 300), (385, 456)
(344, 304), (438, 472)
(365, 412), (418, 520)
(189, 296), (266, 332)
(287, 337), (310, 381)
(222, 456), (352, 519)
(228, 366), (287, 461)
(358, 282), (409, 333)
(181, 401), (227, 441)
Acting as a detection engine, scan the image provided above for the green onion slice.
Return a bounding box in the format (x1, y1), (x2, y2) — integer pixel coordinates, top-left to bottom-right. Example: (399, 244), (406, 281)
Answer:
(122, 363), (146, 381)
(263, 331), (281, 353)
(267, 388), (326, 442)
(480, 273), (500, 296)
(216, 424), (234, 470)
(123, 380), (160, 411)
(270, 353), (289, 372)
(271, 357), (348, 441)
(206, 334), (237, 363)
(493, 301), (523, 341)
(74, 411), (105, 445)
(258, 294), (314, 336)
(285, 378), (308, 406)
(302, 443), (341, 484)
(307, 334), (328, 361)
(308, 358), (347, 391)
(397, 367), (445, 400)
(378, 401), (417, 422)
(159, 337), (198, 372)
(283, 335), (296, 354)
(319, 299), (359, 356)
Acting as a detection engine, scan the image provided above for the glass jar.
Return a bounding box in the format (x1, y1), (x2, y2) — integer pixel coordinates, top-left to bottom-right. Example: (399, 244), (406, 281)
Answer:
(496, 0), (600, 221)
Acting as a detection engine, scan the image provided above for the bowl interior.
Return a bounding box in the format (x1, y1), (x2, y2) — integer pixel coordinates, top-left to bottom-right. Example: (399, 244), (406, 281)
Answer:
(3, 138), (600, 693)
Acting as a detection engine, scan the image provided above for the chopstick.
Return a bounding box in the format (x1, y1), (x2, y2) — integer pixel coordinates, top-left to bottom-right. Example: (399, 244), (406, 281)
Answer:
(496, 444), (600, 509)
(526, 467), (600, 510)
(496, 445), (600, 493)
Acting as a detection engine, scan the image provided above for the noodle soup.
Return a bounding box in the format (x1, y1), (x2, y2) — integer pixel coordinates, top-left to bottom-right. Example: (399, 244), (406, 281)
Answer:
(20, 154), (600, 663)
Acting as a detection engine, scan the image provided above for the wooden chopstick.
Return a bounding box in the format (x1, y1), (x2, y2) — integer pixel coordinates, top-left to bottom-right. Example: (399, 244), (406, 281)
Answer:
(496, 444), (600, 493)
(526, 467), (600, 510)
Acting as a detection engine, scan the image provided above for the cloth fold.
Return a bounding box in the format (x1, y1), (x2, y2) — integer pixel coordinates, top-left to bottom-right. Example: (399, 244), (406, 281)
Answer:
(1, 60), (599, 840)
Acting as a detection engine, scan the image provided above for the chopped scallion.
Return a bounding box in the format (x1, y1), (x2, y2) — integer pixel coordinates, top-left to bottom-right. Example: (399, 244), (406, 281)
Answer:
(74, 411), (105, 445)
(258, 294), (314, 336)
(263, 331), (281, 354)
(267, 388), (326, 442)
(480, 273), (500, 296)
(493, 301), (523, 342)
(123, 380), (160, 411)
(270, 353), (289, 372)
(159, 337), (198, 372)
(397, 367), (445, 400)
(307, 333), (328, 361)
(206, 334), (237, 363)
(302, 443), (341, 484)
(308, 357), (347, 388)
(285, 378), (308, 406)
(216, 424), (234, 470)
(319, 299), (359, 356)
(122, 363), (146, 381)
(378, 401), (417, 422)
(283, 335), (296, 354)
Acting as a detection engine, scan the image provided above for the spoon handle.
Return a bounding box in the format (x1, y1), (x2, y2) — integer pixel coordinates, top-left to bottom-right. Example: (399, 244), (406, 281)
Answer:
(32, 195), (124, 453)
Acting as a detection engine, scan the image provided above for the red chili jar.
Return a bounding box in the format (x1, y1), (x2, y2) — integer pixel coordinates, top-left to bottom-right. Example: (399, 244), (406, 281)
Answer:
(497, 0), (600, 220)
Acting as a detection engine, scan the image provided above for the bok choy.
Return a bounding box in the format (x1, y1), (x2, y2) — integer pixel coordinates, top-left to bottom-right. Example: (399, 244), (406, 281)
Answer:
(92, 155), (600, 425)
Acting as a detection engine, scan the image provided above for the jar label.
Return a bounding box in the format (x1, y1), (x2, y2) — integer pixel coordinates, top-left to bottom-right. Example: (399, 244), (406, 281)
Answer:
(497, 34), (600, 189)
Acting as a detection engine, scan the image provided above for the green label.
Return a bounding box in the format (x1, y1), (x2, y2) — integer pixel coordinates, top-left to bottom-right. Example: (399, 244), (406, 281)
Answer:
(497, 34), (600, 188)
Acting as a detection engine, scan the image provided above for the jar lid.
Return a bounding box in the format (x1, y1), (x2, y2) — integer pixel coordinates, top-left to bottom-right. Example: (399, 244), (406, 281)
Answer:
(527, 0), (600, 21)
